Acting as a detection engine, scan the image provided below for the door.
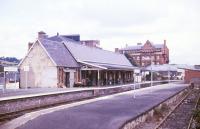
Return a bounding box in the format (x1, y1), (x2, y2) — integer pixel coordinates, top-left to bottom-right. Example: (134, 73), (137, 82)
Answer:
(65, 72), (70, 87)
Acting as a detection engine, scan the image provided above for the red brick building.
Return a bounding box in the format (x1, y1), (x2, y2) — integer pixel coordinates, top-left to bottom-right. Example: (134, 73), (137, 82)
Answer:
(115, 40), (169, 67)
(184, 69), (200, 84)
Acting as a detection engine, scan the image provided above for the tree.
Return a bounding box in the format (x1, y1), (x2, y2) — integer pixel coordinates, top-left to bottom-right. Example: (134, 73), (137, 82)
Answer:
(0, 57), (20, 63)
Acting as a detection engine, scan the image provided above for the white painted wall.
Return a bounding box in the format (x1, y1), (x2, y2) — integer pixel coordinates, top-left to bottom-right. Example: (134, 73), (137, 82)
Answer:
(19, 41), (57, 88)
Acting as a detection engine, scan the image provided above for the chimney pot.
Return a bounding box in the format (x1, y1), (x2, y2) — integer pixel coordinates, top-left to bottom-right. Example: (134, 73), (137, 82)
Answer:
(28, 42), (33, 51)
(115, 48), (119, 52)
(38, 31), (48, 39)
(164, 40), (166, 45)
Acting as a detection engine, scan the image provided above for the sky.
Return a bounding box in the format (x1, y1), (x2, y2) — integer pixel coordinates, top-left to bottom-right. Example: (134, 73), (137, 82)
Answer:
(0, 0), (199, 65)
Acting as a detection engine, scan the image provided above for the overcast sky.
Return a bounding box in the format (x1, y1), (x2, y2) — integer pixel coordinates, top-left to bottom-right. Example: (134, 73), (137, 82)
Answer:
(0, 0), (199, 65)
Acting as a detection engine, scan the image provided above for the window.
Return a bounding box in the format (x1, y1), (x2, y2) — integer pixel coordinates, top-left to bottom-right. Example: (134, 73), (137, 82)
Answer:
(142, 63), (145, 66)
(151, 56), (154, 60)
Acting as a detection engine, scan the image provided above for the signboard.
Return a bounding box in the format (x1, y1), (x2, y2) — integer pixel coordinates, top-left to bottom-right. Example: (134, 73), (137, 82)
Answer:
(145, 71), (150, 75)
(134, 69), (140, 73)
(24, 66), (29, 71)
(4, 67), (18, 72)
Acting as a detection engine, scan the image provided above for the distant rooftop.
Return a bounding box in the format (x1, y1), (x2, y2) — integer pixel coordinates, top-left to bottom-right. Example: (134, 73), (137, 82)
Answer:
(120, 40), (165, 51)
(47, 35), (80, 43)
(145, 64), (177, 72)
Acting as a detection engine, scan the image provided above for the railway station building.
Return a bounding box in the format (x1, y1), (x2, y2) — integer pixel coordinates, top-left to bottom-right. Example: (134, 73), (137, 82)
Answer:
(19, 32), (136, 88)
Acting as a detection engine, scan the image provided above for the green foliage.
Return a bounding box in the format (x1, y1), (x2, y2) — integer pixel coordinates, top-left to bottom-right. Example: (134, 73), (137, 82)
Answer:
(153, 108), (163, 121)
(161, 103), (170, 112)
(193, 108), (200, 128)
(0, 57), (20, 63)
(193, 98), (200, 129)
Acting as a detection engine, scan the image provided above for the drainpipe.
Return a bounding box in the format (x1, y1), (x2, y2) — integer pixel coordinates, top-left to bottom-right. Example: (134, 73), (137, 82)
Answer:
(97, 70), (100, 86)
(151, 57), (153, 87)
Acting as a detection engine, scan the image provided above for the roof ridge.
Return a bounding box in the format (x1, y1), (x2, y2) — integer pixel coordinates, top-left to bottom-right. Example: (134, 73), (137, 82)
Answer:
(84, 61), (135, 67)
(63, 40), (124, 56)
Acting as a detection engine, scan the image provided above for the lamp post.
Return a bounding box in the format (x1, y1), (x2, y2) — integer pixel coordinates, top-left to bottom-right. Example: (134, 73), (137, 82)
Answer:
(151, 56), (153, 87)
(168, 65), (170, 83)
(3, 71), (6, 93)
(133, 72), (136, 98)
(24, 66), (29, 89)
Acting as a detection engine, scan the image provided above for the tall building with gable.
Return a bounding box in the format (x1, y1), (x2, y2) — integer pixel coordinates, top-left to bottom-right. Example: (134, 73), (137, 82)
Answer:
(115, 40), (169, 67)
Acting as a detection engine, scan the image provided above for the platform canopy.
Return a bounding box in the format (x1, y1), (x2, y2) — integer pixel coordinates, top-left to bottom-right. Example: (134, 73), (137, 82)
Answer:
(145, 64), (177, 72)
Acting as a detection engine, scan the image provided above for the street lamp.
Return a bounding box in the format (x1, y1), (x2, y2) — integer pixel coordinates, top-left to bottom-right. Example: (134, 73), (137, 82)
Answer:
(168, 65), (170, 83)
(151, 56), (153, 87)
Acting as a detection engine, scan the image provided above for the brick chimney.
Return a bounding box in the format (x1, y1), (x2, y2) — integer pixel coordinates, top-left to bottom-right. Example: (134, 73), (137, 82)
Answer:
(115, 48), (119, 52)
(137, 43), (142, 45)
(28, 42), (33, 51)
(164, 40), (166, 46)
(38, 31), (48, 39)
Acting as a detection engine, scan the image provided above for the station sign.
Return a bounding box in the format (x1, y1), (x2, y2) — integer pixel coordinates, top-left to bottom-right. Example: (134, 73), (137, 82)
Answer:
(4, 67), (18, 72)
(134, 69), (140, 73)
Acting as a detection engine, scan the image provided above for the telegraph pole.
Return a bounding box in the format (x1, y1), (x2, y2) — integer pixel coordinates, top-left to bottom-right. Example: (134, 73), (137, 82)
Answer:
(151, 56), (153, 87)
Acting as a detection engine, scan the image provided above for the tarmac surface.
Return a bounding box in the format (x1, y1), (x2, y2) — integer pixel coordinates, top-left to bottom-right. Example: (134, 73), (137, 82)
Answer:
(4, 83), (187, 129)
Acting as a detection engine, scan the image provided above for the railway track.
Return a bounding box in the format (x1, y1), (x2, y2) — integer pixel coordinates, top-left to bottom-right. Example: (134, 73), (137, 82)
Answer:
(155, 89), (200, 129)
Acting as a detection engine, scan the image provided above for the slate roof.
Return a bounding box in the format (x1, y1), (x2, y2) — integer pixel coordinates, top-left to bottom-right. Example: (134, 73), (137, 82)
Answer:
(176, 64), (200, 71)
(63, 42), (135, 69)
(120, 42), (164, 51)
(88, 62), (135, 70)
(120, 45), (142, 50)
(154, 44), (164, 48)
(145, 64), (177, 72)
(47, 35), (80, 43)
(39, 39), (79, 67)
(38, 37), (135, 70)
(145, 64), (200, 72)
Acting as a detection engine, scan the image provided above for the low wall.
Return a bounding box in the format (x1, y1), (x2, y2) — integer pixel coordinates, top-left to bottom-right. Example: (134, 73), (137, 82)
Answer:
(0, 84), (136, 115)
(93, 85), (133, 96)
(93, 82), (170, 96)
(0, 90), (93, 115)
(0, 82), (183, 116)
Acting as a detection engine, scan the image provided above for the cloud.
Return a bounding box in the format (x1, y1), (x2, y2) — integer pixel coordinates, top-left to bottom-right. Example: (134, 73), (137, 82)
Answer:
(0, 0), (199, 65)
(71, 0), (169, 27)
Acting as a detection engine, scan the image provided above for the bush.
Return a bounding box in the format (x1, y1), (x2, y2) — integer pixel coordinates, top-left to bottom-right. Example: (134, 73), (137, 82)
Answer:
(193, 108), (200, 128)
(161, 103), (170, 112)
(153, 108), (163, 121)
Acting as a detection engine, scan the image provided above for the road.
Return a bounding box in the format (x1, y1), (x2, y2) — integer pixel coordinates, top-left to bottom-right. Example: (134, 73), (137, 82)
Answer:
(2, 83), (188, 129)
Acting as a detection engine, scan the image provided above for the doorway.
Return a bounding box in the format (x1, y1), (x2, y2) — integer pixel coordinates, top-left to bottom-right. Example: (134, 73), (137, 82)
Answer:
(65, 72), (70, 87)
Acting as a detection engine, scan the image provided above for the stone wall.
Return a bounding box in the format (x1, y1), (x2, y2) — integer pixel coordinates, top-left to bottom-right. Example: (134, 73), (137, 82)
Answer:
(0, 85), (135, 115)
(0, 82), (185, 116)
(0, 90), (93, 115)
(19, 41), (57, 88)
